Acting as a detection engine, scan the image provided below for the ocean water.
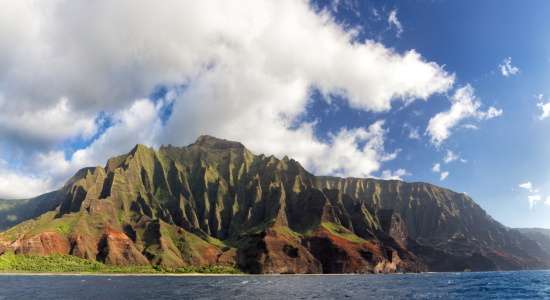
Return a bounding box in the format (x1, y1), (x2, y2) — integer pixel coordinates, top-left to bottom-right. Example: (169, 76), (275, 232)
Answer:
(1, 271), (550, 299)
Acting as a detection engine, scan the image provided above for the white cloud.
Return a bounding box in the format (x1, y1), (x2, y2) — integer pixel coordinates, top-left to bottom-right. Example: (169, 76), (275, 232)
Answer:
(0, 98), (165, 198)
(460, 124), (478, 130)
(499, 57), (519, 77)
(519, 182), (533, 191)
(404, 124), (420, 140)
(443, 150), (459, 163)
(432, 163), (440, 172)
(537, 102), (550, 120)
(425, 85), (502, 146)
(478, 107), (503, 120)
(460, 159), (467, 163)
(528, 195), (541, 209)
(0, 0), (456, 198)
(381, 168), (410, 180)
(409, 127), (420, 140)
(330, 0), (361, 17)
(0, 97), (97, 144)
(440, 171), (449, 181)
(545, 196), (550, 206)
(371, 7), (380, 19)
(0, 159), (55, 199)
(388, 9), (403, 37)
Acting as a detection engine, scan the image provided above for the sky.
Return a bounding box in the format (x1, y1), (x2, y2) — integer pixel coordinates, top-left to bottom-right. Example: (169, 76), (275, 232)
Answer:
(1, 0), (550, 228)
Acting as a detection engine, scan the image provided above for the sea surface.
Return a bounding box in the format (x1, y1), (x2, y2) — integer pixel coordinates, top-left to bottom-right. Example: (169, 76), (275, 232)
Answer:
(1, 271), (550, 299)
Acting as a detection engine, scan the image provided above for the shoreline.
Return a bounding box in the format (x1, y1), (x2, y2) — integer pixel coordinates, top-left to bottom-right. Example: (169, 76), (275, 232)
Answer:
(0, 272), (243, 276)
(0, 272), (433, 276)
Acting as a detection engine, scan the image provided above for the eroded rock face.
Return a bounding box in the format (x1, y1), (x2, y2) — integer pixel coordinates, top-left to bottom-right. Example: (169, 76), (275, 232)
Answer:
(306, 226), (397, 274)
(97, 226), (149, 266)
(69, 233), (98, 260)
(405, 237), (497, 272)
(238, 225), (322, 274)
(377, 209), (408, 246)
(319, 176), (550, 271)
(16, 231), (69, 256)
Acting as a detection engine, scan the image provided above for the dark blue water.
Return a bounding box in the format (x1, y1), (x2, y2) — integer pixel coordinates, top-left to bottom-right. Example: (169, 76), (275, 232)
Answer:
(1, 271), (550, 299)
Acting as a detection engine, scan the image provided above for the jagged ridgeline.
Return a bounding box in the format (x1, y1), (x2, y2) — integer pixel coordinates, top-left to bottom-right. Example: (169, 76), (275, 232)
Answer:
(0, 136), (549, 273)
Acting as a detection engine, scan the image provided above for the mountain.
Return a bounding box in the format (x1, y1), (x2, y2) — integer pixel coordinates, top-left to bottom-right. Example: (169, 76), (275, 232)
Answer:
(514, 228), (550, 237)
(319, 177), (550, 271)
(512, 228), (550, 255)
(0, 136), (548, 273)
(0, 167), (95, 231)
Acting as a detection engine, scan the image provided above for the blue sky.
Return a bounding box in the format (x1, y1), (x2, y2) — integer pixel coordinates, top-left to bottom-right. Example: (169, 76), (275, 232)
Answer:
(308, 0), (550, 228)
(1, 0), (550, 228)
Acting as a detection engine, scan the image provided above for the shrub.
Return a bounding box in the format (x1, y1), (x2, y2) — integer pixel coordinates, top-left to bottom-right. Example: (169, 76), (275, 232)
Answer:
(0, 252), (244, 274)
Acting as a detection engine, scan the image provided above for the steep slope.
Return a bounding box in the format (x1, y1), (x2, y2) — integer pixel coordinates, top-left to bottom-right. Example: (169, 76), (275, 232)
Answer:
(0, 167), (95, 232)
(513, 228), (550, 255)
(318, 176), (550, 271)
(0, 136), (425, 274)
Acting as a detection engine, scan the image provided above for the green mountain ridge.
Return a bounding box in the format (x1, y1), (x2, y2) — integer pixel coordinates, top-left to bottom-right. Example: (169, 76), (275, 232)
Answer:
(0, 135), (549, 273)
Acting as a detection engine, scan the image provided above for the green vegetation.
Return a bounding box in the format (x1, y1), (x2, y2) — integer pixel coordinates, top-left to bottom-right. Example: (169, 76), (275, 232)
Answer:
(54, 224), (71, 234)
(0, 211), (58, 242)
(321, 222), (370, 243)
(0, 251), (244, 274)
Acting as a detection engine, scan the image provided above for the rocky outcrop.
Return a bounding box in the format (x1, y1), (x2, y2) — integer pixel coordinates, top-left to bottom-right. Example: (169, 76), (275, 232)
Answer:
(377, 209), (408, 246)
(15, 231), (69, 256)
(97, 226), (149, 266)
(69, 233), (98, 260)
(238, 224), (322, 274)
(306, 226), (394, 274)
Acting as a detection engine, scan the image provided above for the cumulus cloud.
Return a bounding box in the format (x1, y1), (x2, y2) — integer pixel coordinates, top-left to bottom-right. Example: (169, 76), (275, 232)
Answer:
(518, 182), (545, 208)
(545, 196), (550, 206)
(528, 195), (541, 209)
(478, 107), (503, 120)
(443, 150), (459, 163)
(0, 0), (455, 198)
(381, 168), (410, 180)
(0, 98), (165, 198)
(499, 57), (519, 77)
(0, 97), (98, 152)
(537, 102), (550, 120)
(388, 9), (403, 37)
(425, 85), (502, 146)
(519, 182), (533, 191)
(440, 172), (449, 181)
(432, 163), (440, 172)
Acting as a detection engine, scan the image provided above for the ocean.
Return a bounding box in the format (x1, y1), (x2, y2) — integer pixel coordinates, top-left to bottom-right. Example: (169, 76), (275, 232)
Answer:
(1, 271), (549, 299)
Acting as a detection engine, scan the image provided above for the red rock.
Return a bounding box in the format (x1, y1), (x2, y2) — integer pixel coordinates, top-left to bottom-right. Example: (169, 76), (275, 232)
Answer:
(239, 224), (322, 274)
(305, 226), (397, 274)
(202, 246), (221, 265)
(97, 226), (149, 266)
(16, 231), (69, 256)
(69, 233), (98, 260)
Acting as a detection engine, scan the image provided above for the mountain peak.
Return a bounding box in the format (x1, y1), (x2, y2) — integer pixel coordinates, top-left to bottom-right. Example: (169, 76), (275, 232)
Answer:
(192, 135), (245, 149)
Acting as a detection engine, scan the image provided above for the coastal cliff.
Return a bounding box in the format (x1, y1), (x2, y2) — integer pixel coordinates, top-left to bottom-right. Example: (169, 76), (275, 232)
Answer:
(0, 136), (548, 273)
